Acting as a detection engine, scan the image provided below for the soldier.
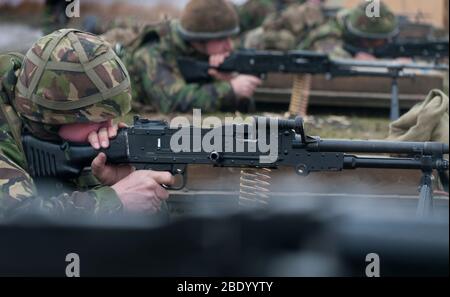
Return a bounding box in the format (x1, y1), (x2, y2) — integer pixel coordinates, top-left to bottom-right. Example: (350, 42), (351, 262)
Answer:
(242, 0), (326, 118)
(237, 0), (306, 34)
(298, 2), (400, 59)
(244, 1), (399, 59)
(123, 0), (262, 114)
(243, 0), (325, 51)
(243, 1), (399, 117)
(0, 29), (174, 219)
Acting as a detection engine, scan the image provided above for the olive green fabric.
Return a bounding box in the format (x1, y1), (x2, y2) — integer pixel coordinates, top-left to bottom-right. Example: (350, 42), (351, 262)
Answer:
(388, 89), (449, 145)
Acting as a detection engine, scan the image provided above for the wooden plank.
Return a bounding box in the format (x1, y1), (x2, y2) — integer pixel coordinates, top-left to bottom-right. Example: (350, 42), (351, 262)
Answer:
(180, 165), (427, 196)
(255, 88), (424, 108)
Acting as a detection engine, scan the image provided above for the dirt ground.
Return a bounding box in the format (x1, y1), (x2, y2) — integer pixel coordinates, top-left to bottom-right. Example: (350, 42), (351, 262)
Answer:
(120, 110), (391, 140)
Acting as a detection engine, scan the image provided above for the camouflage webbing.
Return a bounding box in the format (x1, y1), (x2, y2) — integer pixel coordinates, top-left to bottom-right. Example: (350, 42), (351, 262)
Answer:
(15, 29), (131, 111)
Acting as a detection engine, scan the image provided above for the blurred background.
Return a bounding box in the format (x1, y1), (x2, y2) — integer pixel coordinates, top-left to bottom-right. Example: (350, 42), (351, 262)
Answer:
(0, 0), (448, 54)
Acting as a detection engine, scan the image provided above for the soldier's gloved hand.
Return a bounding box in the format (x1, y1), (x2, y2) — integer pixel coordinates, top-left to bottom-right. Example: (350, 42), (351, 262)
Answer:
(111, 171), (175, 213)
(230, 75), (262, 99)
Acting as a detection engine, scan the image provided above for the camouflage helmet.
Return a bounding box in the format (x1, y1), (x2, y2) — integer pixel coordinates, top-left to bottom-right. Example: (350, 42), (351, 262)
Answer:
(178, 0), (240, 41)
(14, 29), (132, 127)
(345, 2), (399, 39)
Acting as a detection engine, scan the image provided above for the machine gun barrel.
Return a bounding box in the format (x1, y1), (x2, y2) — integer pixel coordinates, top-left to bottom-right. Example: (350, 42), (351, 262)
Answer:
(332, 58), (449, 73)
(343, 156), (448, 171)
(300, 139), (449, 155)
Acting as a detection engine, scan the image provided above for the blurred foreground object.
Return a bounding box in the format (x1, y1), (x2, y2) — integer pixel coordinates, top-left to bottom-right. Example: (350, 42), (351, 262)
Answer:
(0, 203), (448, 277)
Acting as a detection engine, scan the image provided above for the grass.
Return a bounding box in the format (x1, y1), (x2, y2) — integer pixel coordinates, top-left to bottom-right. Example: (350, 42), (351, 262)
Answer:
(305, 115), (391, 140)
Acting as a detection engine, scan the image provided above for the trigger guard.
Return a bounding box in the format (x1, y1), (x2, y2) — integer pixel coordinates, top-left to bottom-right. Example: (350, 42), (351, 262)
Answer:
(163, 171), (186, 190)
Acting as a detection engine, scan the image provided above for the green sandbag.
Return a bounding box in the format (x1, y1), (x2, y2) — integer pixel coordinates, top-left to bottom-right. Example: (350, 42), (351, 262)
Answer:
(388, 89), (449, 146)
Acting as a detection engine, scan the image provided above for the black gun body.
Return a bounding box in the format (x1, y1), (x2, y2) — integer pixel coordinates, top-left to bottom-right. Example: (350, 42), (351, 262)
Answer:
(373, 40), (449, 59)
(178, 50), (449, 83)
(23, 117), (449, 188)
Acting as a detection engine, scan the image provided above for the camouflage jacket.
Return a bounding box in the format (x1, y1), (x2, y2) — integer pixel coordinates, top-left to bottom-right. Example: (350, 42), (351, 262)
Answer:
(124, 20), (236, 114)
(243, 1), (325, 51)
(297, 8), (354, 58)
(0, 53), (123, 219)
(237, 0), (306, 33)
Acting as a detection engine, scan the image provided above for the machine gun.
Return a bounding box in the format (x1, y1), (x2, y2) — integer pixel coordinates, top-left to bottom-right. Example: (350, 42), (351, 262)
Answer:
(22, 116), (449, 216)
(177, 50), (449, 121)
(344, 39), (449, 60)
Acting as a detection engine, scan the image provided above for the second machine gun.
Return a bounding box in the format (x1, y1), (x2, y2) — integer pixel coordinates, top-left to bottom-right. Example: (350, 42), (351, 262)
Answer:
(178, 50), (449, 121)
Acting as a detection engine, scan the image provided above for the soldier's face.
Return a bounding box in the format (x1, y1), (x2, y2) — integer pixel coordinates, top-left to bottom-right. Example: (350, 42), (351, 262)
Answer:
(204, 38), (234, 55)
(359, 38), (388, 49)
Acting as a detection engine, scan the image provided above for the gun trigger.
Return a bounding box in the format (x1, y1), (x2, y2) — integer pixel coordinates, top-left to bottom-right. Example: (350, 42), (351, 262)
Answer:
(163, 169), (186, 190)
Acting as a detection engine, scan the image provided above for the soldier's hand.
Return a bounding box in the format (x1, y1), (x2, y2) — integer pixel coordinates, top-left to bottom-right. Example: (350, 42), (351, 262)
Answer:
(395, 57), (413, 64)
(355, 52), (377, 61)
(92, 152), (135, 186)
(88, 121), (127, 150)
(209, 53), (229, 67)
(111, 170), (175, 213)
(230, 75), (262, 99)
(209, 69), (235, 81)
(209, 53), (234, 81)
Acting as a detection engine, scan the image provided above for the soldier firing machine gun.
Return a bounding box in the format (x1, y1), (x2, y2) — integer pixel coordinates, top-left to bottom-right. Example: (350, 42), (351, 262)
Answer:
(177, 50), (449, 121)
(22, 116), (449, 216)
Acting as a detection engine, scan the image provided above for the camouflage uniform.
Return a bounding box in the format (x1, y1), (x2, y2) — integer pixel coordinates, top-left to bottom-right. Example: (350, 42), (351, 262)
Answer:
(298, 2), (399, 58)
(123, 21), (237, 114)
(0, 29), (132, 218)
(237, 0), (306, 34)
(297, 8), (353, 58)
(244, 1), (325, 51)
